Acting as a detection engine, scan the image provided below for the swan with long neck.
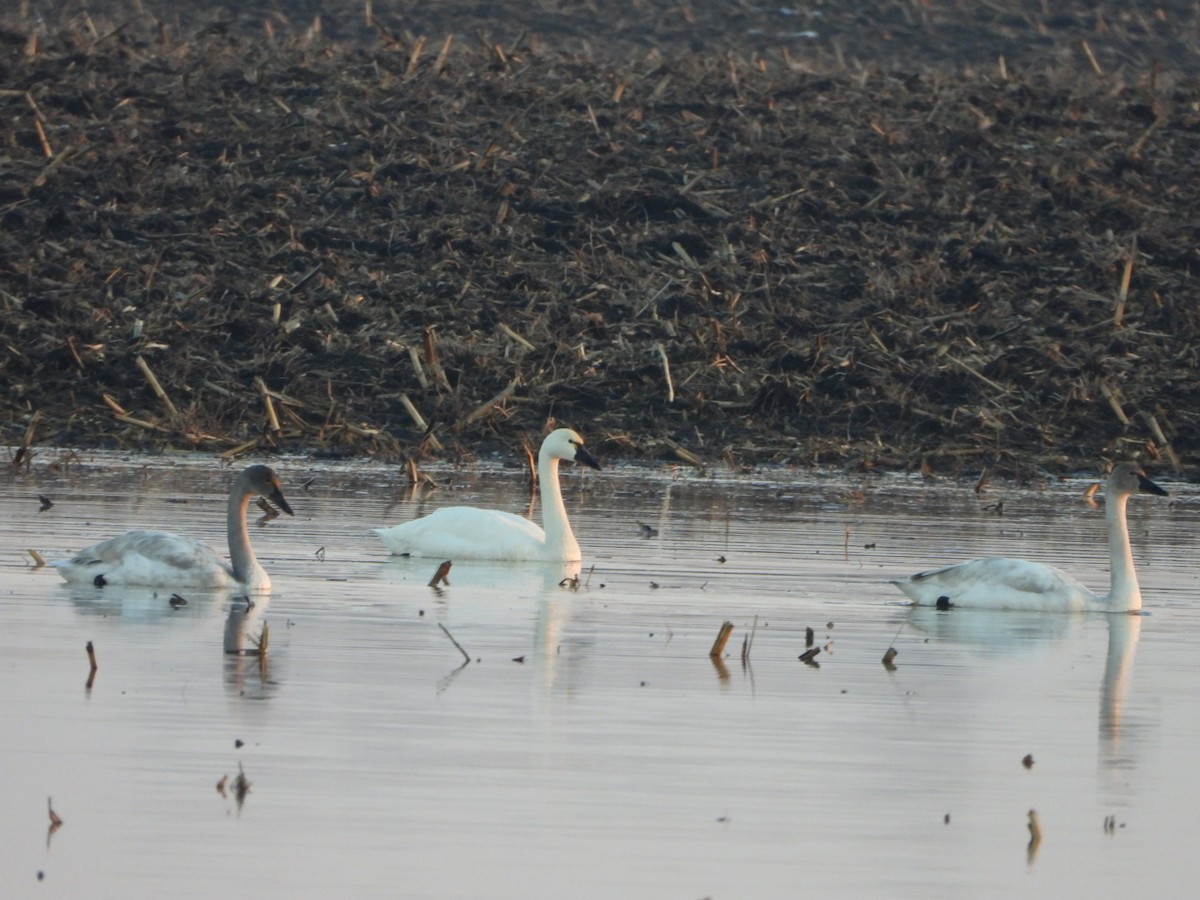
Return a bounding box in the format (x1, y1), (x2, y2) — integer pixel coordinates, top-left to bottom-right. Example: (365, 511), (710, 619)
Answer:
(891, 463), (1167, 612)
(51, 464), (293, 591)
(373, 428), (601, 562)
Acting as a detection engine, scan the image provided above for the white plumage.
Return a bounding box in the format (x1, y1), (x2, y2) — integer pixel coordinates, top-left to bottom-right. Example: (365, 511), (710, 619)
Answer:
(51, 464), (293, 591)
(891, 463), (1167, 612)
(373, 428), (601, 562)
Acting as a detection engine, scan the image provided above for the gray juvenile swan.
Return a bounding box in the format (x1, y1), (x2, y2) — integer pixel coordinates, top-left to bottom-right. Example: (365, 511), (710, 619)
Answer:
(373, 428), (601, 562)
(891, 463), (1167, 612)
(52, 464), (293, 591)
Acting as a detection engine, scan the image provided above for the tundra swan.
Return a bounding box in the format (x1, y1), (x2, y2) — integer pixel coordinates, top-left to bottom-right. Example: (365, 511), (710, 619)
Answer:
(52, 464), (293, 591)
(373, 428), (601, 562)
(891, 463), (1166, 612)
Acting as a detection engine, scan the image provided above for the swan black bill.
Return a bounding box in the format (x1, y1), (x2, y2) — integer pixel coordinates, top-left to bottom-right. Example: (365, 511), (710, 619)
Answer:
(574, 446), (601, 471)
(269, 489), (295, 516)
(1137, 473), (1168, 497)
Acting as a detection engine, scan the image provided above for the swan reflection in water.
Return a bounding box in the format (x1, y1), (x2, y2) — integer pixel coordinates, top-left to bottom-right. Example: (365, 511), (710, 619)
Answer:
(224, 595), (272, 696)
(905, 606), (1144, 777)
(1098, 613), (1140, 772)
(378, 556), (585, 693)
(60, 583), (225, 621)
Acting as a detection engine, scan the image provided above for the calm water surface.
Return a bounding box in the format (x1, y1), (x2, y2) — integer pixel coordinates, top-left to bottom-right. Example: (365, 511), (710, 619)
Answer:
(1, 453), (1198, 898)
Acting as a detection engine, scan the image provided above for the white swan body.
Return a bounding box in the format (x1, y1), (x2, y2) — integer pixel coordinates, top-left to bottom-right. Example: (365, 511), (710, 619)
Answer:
(892, 463), (1167, 612)
(373, 428), (601, 562)
(52, 464), (293, 591)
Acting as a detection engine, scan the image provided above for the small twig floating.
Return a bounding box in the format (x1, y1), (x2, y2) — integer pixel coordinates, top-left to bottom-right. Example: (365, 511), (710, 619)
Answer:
(799, 647), (821, 666)
(85, 640), (97, 689)
(428, 560), (452, 588)
(709, 620), (734, 658)
(27, 549), (46, 568)
(438, 623), (471, 664)
(882, 647), (898, 670)
(233, 763), (251, 810)
(1027, 809), (1043, 861)
(741, 615), (758, 665)
(48, 797), (63, 828)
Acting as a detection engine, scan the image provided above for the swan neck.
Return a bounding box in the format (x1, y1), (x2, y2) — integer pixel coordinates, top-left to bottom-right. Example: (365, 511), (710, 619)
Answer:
(227, 478), (264, 587)
(538, 448), (579, 559)
(1106, 490), (1140, 612)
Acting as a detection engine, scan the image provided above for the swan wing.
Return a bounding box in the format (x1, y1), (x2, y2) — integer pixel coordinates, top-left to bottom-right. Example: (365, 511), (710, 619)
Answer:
(893, 557), (1099, 611)
(52, 530), (234, 587)
(374, 507), (548, 561)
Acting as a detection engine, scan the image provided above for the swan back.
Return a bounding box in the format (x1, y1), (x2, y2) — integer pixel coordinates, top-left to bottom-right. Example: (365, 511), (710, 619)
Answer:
(892, 462), (1166, 612)
(891, 558), (1099, 611)
(374, 428), (601, 561)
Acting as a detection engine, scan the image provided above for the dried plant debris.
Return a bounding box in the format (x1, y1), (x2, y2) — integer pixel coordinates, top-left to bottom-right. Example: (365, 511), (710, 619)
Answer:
(1027, 809), (1043, 861)
(428, 560), (452, 588)
(255, 499), (281, 524)
(233, 764), (251, 811)
(709, 621), (734, 658)
(2, 4), (1200, 475)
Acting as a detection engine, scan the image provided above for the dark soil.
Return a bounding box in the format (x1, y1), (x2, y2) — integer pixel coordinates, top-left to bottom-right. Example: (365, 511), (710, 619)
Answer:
(2, 1), (1199, 477)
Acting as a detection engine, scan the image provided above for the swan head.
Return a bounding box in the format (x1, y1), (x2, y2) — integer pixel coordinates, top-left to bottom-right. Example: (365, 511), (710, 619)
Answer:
(542, 428), (601, 471)
(243, 464), (295, 515)
(1108, 462), (1167, 500)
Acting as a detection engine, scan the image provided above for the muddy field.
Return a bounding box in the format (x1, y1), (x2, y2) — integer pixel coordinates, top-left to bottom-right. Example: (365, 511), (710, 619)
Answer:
(1, 1), (1198, 476)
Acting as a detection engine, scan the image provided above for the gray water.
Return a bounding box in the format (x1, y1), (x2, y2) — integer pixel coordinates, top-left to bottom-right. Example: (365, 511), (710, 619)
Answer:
(2, 453), (1198, 898)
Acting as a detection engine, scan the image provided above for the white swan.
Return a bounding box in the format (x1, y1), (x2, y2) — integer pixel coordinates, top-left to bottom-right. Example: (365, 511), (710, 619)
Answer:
(891, 463), (1167, 612)
(373, 428), (601, 561)
(52, 464), (293, 591)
